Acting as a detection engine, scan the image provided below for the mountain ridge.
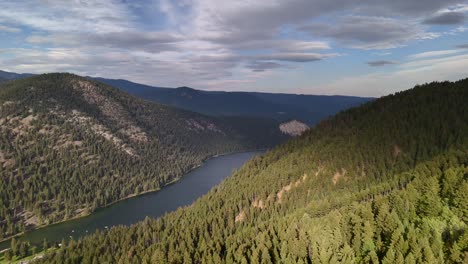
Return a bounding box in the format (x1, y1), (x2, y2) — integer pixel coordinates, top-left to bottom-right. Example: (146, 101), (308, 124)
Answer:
(93, 77), (374, 125)
(0, 70), (34, 80)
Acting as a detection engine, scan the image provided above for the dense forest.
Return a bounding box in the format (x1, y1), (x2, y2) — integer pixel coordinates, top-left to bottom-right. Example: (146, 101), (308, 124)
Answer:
(28, 78), (468, 263)
(0, 73), (287, 240)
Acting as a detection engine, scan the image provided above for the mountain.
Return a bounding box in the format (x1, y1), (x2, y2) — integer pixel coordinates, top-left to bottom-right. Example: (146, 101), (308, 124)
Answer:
(93, 77), (373, 125)
(0, 73), (287, 240)
(253, 92), (375, 122)
(34, 78), (468, 263)
(0, 70), (34, 80)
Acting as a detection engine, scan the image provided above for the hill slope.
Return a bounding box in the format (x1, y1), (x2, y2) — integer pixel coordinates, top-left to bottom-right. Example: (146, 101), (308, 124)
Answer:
(0, 73), (286, 240)
(0, 70), (34, 80)
(33, 78), (468, 263)
(94, 77), (373, 125)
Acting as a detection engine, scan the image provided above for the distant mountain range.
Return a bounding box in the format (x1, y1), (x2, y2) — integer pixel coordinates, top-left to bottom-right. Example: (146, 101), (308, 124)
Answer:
(0, 70), (34, 80)
(0, 70), (373, 125)
(94, 78), (373, 125)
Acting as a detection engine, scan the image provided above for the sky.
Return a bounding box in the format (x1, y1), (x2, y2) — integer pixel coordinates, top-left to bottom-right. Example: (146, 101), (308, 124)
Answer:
(0, 0), (468, 96)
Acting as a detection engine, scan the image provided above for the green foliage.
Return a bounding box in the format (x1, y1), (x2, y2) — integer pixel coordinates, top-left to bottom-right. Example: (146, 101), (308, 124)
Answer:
(26, 78), (468, 262)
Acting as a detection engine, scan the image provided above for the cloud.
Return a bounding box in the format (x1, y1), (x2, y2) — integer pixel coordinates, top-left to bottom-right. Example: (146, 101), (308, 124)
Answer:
(225, 40), (331, 52)
(409, 49), (463, 59)
(301, 16), (427, 50)
(0, 47), (236, 86)
(423, 12), (466, 25)
(359, 0), (464, 16)
(0, 1), (133, 33)
(246, 61), (286, 72)
(400, 53), (468, 70)
(185, 0), (462, 45)
(457, 44), (468, 49)
(275, 41), (330, 51)
(367, 60), (397, 67)
(27, 31), (183, 53)
(256, 52), (339, 62)
(0, 24), (21, 33)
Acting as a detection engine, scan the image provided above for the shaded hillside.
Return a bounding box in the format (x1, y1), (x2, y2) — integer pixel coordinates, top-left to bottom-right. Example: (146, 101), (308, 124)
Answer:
(0, 70), (34, 80)
(94, 77), (373, 125)
(0, 73), (286, 240)
(254, 92), (375, 122)
(34, 78), (468, 263)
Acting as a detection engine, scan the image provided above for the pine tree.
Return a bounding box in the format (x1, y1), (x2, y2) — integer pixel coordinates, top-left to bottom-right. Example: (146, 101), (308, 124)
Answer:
(10, 237), (18, 256)
(43, 238), (49, 251)
(454, 182), (468, 222)
(4, 249), (12, 261)
(382, 246), (395, 264)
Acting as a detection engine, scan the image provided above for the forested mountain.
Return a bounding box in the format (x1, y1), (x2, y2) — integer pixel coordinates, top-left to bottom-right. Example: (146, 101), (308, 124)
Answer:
(0, 73), (287, 240)
(94, 77), (373, 125)
(33, 78), (468, 263)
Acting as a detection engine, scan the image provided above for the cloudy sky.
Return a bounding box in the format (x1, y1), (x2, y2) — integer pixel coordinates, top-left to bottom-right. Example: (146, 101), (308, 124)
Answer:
(0, 0), (467, 96)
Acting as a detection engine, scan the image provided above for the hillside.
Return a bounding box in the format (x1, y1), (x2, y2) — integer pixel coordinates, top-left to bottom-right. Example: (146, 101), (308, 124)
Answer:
(0, 73), (287, 240)
(31, 78), (468, 263)
(93, 77), (373, 125)
(0, 70), (34, 80)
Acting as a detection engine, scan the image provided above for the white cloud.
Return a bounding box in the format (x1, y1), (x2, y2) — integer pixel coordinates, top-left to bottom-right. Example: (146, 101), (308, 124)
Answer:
(408, 49), (463, 59)
(301, 16), (436, 50)
(402, 52), (468, 69)
(256, 52), (339, 62)
(0, 24), (21, 33)
(0, 0), (133, 33)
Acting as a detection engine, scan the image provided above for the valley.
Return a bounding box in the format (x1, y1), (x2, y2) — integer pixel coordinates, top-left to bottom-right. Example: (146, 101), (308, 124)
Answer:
(1, 1), (467, 262)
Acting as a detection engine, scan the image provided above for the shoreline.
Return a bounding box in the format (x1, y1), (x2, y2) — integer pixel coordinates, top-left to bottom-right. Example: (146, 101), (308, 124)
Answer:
(0, 148), (265, 248)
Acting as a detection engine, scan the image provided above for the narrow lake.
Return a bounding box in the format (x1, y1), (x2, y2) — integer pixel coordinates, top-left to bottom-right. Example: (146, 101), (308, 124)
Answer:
(0, 151), (262, 250)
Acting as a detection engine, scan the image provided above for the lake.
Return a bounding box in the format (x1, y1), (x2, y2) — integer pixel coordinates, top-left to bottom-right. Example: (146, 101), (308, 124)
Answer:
(0, 151), (262, 250)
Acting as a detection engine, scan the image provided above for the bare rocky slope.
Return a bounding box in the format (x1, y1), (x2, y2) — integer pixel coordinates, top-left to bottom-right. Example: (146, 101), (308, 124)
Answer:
(279, 120), (309, 136)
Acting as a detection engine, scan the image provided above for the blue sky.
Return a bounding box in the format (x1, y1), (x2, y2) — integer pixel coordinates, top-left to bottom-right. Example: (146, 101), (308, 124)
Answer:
(0, 0), (467, 96)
